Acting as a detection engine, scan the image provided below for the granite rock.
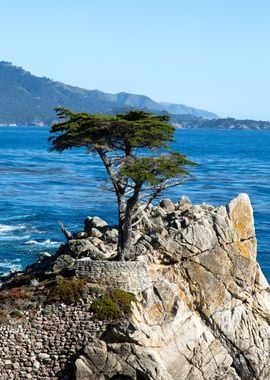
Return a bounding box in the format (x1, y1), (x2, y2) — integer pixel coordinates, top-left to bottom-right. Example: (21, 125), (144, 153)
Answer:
(75, 194), (270, 380)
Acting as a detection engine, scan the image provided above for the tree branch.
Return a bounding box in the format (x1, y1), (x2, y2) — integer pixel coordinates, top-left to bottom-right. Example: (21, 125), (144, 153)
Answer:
(58, 221), (73, 241)
(96, 148), (124, 195)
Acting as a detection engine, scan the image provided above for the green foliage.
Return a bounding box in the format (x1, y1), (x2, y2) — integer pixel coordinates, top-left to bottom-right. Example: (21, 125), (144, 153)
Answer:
(109, 288), (136, 314)
(120, 152), (196, 186)
(9, 309), (24, 319)
(0, 308), (6, 318)
(49, 108), (196, 193)
(90, 295), (122, 321)
(49, 108), (175, 153)
(47, 277), (87, 305)
(50, 107), (197, 260)
(90, 288), (136, 321)
(88, 286), (101, 296)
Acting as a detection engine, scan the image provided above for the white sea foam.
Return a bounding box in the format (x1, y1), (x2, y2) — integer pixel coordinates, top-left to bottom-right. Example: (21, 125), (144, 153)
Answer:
(24, 239), (60, 247)
(0, 223), (30, 241)
(0, 261), (22, 269)
(0, 224), (25, 234)
(1, 214), (34, 221)
(0, 235), (31, 242)
(0, 260), (22, 277)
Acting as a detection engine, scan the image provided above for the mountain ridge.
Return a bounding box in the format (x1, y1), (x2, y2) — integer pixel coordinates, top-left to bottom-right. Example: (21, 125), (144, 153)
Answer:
(1, 61), (270, 129)
(0, 61), (217, 125)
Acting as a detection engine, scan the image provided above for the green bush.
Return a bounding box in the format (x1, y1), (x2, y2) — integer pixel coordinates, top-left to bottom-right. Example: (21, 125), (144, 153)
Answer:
(0, 308), (6, 318)
(109, 288), (136, 314)
(9, 309), (24, 318)
(47, 277), (87, 305)
(90, 295), (122, 321)
(90, 288), (136, 321)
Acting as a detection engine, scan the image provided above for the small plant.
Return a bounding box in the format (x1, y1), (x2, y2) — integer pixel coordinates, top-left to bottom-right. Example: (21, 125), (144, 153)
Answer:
(90, 295), (122, 321)
(9, 309), (24, 319)
(0, 308), (6, 318)
(47, 276), (87, 305)
(88, 286), (100, 296)
(109, 288), (136, 315)
(0, 286), (32, 301)
(90, 288), (136, 321)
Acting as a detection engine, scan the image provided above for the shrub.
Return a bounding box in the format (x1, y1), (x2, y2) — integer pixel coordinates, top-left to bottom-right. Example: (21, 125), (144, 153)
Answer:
(88, 286), (101, 297)
(90, 288), (136, 321)
(90, 295), (122, 321)
(0, 286), (32, 301)
(109, 288), (136, 315)
(47, 277), (87, 305)
(9, 309), (24, 318)
(0, 308), (6, 318)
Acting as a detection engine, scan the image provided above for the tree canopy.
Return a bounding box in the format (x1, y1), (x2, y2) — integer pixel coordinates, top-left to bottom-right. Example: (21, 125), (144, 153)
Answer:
(49, 108), (196, 260)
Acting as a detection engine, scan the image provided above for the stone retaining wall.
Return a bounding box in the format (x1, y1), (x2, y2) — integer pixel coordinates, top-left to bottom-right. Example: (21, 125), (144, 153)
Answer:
(75, 260), (153, 294)
(0, 298), (108, 380)
(0, 200), (186, 378)
(0, 261), (153, 379)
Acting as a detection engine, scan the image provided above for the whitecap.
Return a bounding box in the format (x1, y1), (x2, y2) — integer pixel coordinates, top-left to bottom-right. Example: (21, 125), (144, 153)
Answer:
(0, 261), (22, 269)
(0, 260), (23, 277)
(1, 214), (34, 221)
(0, 224), (26, 234)
(0, 235), (31, 241)
(24, 239), (60, 247)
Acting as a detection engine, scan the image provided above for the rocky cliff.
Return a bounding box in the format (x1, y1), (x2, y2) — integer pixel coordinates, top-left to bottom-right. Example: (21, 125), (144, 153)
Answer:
(73, 194), (270, 380)
(1, 193), (270, 380)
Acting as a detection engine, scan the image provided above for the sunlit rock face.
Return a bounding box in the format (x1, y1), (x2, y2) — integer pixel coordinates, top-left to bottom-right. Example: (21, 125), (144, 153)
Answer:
(74, 194), (270, 380)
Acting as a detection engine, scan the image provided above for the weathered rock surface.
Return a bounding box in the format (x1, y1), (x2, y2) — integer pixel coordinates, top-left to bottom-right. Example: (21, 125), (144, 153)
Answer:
(73, 194), (270, 380)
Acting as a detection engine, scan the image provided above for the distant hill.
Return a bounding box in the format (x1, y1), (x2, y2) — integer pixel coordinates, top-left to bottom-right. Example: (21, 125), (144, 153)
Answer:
(0, 61), (217, 125)
(172, 116), (270, 130)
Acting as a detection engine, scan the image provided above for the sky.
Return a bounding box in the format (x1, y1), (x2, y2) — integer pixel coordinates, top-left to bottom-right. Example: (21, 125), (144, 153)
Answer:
(1, 0), (270, 120)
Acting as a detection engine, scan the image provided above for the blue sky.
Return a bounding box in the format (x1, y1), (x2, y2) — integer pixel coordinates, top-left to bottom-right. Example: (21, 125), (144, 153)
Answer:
(1, 0), (270, 120)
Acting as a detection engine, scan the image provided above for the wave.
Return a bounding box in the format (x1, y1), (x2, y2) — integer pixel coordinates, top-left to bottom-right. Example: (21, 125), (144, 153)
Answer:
(1, 214), (34, 222)
(0, 224), (26, 234)
(0, 259), (22, 277)
(0, 223), (42, 241)
(0, 235), (31, 242)
(24, 239), (60, 248)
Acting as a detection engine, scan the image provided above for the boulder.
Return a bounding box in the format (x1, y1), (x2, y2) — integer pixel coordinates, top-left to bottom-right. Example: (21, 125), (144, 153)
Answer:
(89, 227), (103, 238)
(159, 198), (175, 213)
(38, 252), (51, 261)
(84, 216), (108, 232)
(52, 254), (75, 273)
(178, 195), (192, 212)
(104, 228), (118, 243)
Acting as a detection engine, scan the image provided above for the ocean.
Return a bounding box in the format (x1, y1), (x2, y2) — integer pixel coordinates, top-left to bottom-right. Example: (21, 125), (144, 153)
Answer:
(0, 127), (269, 279)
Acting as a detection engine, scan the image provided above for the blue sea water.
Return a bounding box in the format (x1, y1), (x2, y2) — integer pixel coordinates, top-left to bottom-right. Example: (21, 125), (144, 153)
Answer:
(0, 127), (269, 279)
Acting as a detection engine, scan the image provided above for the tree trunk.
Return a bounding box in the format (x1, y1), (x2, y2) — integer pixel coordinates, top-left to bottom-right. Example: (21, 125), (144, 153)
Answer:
(116, 189), (140, 261)
(118, 208), (133, 261)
